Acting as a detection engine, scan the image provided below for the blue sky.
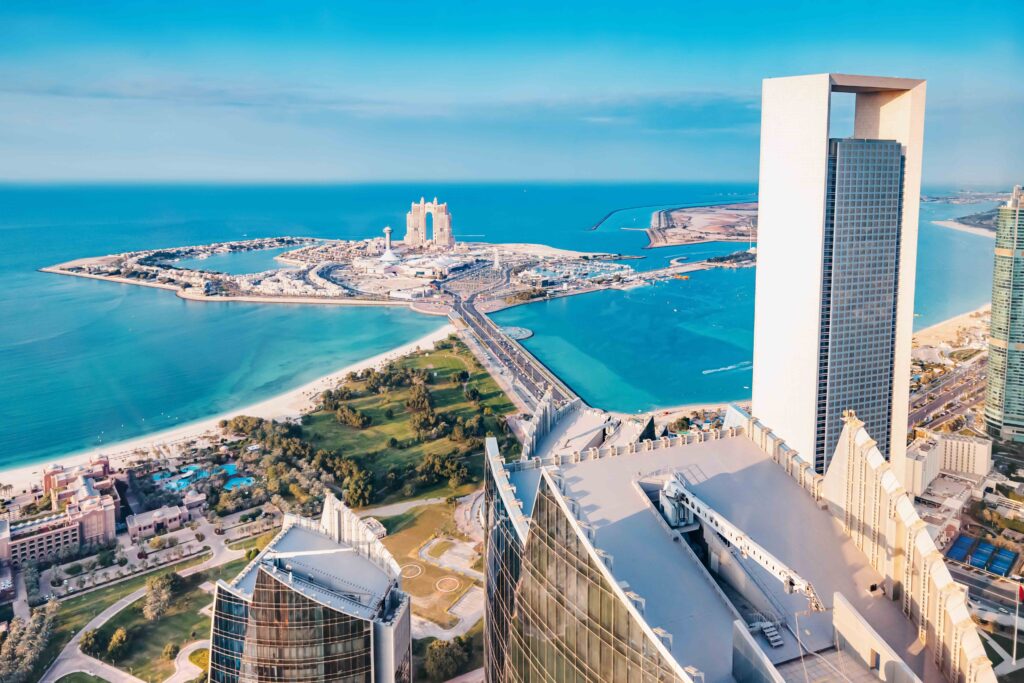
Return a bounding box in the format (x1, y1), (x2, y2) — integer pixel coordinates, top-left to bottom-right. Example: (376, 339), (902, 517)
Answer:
(1, 1), (1021, 185)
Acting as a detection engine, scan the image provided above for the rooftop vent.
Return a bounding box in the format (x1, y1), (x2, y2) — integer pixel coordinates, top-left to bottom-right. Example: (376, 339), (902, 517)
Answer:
(652, 627), (673, 650)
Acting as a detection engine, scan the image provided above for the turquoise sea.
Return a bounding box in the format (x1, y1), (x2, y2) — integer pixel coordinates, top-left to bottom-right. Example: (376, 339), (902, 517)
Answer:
(0, 184), (998, 468)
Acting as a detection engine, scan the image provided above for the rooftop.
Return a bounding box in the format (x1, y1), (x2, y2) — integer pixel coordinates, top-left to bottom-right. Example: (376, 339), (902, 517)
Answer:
(530, 408), (610, 459)
(225, 494), (400, 622)
(506, 431), (938, 682)
(231, 522), (393, 621)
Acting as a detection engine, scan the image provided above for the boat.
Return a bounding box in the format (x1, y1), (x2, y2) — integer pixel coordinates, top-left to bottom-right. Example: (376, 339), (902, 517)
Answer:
(673, 274), (690, 281)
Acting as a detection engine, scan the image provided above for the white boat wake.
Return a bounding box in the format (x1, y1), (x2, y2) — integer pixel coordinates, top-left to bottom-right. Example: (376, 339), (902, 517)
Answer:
(701, 360), (752, 375)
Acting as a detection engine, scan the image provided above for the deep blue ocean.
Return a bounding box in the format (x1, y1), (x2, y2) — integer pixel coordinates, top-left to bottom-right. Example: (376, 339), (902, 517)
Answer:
(0, 184), (997, 467)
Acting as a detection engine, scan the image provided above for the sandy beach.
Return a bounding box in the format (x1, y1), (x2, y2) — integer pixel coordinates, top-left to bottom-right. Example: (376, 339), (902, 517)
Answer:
(0, 296), (993, 495)
(933, 219), (995, 240)
(913, 304), (990, 348)
(0, 324), (454, 495)
(610, 401), (745, 424)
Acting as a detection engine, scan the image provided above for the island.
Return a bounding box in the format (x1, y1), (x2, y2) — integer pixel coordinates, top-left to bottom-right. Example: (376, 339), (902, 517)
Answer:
(41, 198), (754, 317)
(646, 202), (758, 248)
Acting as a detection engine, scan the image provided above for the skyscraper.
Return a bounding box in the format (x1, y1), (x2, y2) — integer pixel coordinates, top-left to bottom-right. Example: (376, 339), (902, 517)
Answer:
(985, 185), (1024, 441)
(208, 493), (411, 683)
(752, 74), (926, 473)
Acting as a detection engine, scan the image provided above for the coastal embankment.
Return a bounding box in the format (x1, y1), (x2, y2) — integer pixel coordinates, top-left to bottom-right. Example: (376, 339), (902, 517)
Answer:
(0, 324), (454, 495)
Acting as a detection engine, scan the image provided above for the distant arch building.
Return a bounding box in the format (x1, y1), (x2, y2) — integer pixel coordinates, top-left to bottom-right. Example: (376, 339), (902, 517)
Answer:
(404, 197), (454, 248)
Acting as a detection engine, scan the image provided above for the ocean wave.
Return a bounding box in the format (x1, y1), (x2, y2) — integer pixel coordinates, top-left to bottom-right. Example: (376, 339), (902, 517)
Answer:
(701, 360), (752, 375)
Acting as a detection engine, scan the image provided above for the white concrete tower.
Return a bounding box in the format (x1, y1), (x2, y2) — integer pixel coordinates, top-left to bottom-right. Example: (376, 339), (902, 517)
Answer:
(752, 74), (926, 475)
(381, 225), (398, 263)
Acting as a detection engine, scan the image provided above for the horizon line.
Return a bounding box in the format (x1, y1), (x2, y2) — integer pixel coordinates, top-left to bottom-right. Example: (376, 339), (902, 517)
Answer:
(0, 178), (1007, 190)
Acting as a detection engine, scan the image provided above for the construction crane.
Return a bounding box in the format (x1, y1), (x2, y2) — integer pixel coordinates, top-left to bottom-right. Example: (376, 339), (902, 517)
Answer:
(659, 473), (825, 612)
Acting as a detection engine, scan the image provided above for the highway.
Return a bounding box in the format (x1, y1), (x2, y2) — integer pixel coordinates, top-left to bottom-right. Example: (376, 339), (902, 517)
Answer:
(948, 562), (1020, 613)
(908, 354), (987, 428)
(443, 274), (577, 406)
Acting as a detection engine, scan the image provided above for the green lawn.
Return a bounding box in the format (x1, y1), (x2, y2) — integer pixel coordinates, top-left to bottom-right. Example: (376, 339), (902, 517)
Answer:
(427, 539), (454, 559)
(981, 633), (1004, 666)
(301, 341), (518, 504)
(32, 554), (211, 682)
(94, 557), (248, 682)
(56, 674), (110, 683)
(226, 530), (277, 552)
(189, 646), (210, 670)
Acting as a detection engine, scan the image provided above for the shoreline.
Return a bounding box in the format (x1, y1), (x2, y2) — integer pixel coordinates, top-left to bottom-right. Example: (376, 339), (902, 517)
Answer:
(932, 219), (995, 240)
(7, 265), (993, 495)
(0, 324), (455, 494)
(41, 266), (417, 309)
(912, 304), (990, 348)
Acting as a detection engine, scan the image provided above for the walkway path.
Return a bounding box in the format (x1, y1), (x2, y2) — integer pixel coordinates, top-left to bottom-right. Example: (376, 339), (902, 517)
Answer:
(357, 496), (447, 519)
(165, 639), (210, 683)
(41, 517), (244, 683)
(12, 570), (30, 620)
(987, 629), (1024, 676)
(446, 667), (485, 683)
(455, 490), (484, 542)
(412, 601), (483, 640)
(42, 584), (149, 683)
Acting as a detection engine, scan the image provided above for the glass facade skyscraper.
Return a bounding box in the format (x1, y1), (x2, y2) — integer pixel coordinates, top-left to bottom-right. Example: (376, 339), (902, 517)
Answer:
(208, 493), (411, 683)
(986, 186), (1024, 441)
(485, 458), (688, 683)
(814, 138), (905, 472)
(752, 74), (925, 475)
(211, 569), (375, 682)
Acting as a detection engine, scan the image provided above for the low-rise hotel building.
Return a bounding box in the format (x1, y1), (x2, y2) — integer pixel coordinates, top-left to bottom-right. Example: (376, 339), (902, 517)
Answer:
(484, 404), (995, 683)
(208, 493), (411, 683)
(903, 430), (992, 496)
(126, 504), (192, 541)
(43, 455), (111, 496)
(0, 475), (117, 568)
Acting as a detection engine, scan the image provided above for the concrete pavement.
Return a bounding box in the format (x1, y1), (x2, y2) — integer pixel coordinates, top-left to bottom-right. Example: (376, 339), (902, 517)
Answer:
(166, 639), (210, 683)
(357, 496), (448, 520)
(418, 538), (484, 582)
(41, 516), (244, 683)
(12, 570), (30, 620)
(41, 583), (149, 683)
(446, 667), (485, 683)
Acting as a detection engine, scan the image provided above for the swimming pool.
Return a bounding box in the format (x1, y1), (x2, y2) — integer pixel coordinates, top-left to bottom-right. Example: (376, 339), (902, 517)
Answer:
(156, 462), (246, 492)
(224, 476), (254, 491)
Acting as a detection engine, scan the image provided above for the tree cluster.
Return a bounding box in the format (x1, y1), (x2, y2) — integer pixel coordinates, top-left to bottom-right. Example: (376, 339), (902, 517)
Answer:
(406, 382), (433, 413)
(424, 635), (472, 682)
(106, 627), (130, 661)
(220, 415), (266, 435)
(143, 573), (180, 621)
(317, 453), (373, 507)
(669, 416), (691, 432)
(335, 405), (372, 429)
(129, 469), (183, 511)
(417, 452), (470, 490)
(21, 564), (43, 608)
(319, 385), (354, 410)
(0, 599), (60, 682)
